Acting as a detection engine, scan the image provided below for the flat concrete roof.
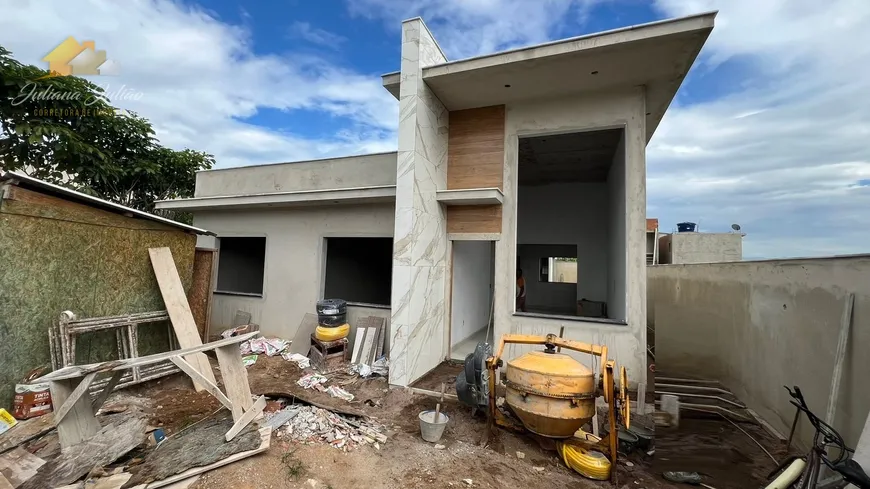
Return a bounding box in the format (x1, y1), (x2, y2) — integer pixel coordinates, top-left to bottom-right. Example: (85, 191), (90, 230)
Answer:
(382, 11), (716, 141)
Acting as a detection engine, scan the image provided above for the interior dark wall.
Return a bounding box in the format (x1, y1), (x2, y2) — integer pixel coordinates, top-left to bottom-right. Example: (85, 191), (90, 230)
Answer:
(216, 237), (266, 295)
(324, 237), (392, 305)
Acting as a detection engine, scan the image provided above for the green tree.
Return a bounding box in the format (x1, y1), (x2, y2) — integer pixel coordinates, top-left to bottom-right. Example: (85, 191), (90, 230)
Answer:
(0, 45), (213, 216)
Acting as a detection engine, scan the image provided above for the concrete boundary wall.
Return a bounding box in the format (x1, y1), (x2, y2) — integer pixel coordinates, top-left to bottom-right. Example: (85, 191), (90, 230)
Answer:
(648, 256), (870, 450)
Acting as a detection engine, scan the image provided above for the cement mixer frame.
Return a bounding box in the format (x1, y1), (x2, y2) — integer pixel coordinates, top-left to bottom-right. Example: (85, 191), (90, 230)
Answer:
(484, 333), (631, 483)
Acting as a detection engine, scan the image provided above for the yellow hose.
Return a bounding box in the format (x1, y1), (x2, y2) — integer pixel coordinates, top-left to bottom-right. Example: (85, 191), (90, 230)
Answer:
(315, 323), (350, 341)
(556, 437), (612, 481)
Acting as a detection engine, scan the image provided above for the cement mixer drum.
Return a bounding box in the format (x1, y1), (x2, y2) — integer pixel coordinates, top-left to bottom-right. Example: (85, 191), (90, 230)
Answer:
(504, 351), (596, 438)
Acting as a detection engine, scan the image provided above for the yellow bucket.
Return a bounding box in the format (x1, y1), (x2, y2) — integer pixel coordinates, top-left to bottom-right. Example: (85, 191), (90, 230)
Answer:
(315, 323), (349, 342)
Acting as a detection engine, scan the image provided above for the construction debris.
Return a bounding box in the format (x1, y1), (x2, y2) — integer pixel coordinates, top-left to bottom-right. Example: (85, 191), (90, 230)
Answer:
(297, 373), (328, 390)
(325, 386), (354, 402)
(242, 355), (258, 367)
(274, 406), (386, 451)
(241, 337), (290, 357)
(283, 352), (311, 369)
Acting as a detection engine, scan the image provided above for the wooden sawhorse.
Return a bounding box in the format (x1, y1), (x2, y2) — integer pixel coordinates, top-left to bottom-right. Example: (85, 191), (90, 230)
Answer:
(32, 331), (265, 448)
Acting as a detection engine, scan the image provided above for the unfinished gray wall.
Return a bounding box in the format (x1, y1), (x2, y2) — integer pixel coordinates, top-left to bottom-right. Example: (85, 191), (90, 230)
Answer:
(667, 232), (743, 264)
(194, 152), (397, 198)
(517, 244), (577, 315)
(649, 256), (870, 450)
(607, 133), (627, 320)
(193, 204), (394, 339)
(516, 182), (608, 303)
(451, 241), (494, 344)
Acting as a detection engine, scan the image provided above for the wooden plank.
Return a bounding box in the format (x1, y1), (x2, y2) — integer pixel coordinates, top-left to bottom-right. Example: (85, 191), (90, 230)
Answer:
(215, 343), (254, 422)
(0, 416), (54, 455)
(825, 292), (854, 427)
(36, 332), (259, 382)
(350, 320), (368, 364)
(53, 372), (97, 424)
(189, 249), (216, 342)
(374, 318), (386, 360)
(0, 448), (45, 488)
(169, 357), (233, 412)
(447, 106), (505, 191)
(91, 371), (124, 412)
(54, 473), (131, 489)
(149, 247), (216, 392)
(446, 205), (502, 234)
(290, 313), (319, 355)
(0, 475), (13, 489)
(126, 427), (271, 489)
(49, 378), (100, 449)
(359, 327), (378, 366)
(224, 395), (266, 442)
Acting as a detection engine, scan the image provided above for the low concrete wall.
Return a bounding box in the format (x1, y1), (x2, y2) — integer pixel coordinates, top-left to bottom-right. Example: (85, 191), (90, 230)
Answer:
(664, 232), (743, 264)
(194, 152), (397, 198)
(649, 256), (870, 450)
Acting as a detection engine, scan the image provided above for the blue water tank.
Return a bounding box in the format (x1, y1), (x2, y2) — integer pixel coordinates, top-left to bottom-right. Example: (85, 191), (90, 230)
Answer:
(677, 222), (697, 232)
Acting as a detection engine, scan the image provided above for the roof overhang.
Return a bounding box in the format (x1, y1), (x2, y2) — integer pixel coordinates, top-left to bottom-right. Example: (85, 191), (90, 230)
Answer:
(381, 11), (716, 141)
(155, 185), (397, 212)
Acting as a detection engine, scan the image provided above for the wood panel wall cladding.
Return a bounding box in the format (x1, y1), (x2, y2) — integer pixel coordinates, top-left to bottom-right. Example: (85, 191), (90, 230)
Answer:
(447, 106), (505, 191)
(447, 106), (505, 234)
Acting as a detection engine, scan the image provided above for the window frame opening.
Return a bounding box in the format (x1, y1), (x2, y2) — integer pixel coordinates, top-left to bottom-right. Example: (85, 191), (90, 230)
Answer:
(214, 236), (267, 297)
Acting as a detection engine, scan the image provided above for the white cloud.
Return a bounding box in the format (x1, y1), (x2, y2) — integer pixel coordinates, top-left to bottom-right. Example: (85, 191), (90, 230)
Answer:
(287, 21), (346, 48)
(0, 0), (397, 169)
(648, 0), (870, 257)
(348, 0), (602, 59)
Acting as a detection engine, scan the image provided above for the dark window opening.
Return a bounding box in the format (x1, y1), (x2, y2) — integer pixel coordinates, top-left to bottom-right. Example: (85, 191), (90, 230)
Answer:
(216, 237), (266, 296)
(324, 237), (392, 306)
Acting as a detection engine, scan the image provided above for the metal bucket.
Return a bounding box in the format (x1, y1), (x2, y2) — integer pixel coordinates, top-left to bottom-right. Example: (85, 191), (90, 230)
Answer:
(419, 410), (449, 443)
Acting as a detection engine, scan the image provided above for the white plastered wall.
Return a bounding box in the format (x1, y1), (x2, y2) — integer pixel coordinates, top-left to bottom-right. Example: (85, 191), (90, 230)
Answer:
(192, 204), (395, 338)
(495, 87), (647, 388)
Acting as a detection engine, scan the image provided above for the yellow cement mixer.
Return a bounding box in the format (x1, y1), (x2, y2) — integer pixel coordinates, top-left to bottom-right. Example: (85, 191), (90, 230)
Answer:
(455, 333), (630, 483)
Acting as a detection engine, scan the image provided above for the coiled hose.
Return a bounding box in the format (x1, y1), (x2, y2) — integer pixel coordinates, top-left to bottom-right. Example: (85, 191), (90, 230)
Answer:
(556, 437), (611, 481)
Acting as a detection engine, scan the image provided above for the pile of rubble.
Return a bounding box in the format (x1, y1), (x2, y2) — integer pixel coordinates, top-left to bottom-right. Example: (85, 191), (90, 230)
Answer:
(270, 405), (386, 451)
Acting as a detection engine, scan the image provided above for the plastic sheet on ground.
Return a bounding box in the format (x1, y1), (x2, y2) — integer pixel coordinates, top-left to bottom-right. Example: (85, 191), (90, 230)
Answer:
(351, 357), (389, 378)
(242, 355), (258, 367)
(325, 386), (354, 402)
(241, 337), (290, 356)
(282, 352), (311, 369)
(297, 373), (328, 389)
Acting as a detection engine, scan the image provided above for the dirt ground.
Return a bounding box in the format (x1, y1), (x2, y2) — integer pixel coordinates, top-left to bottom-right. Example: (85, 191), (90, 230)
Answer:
(125, 356), (665, 489)
(654, 412), (788, 488)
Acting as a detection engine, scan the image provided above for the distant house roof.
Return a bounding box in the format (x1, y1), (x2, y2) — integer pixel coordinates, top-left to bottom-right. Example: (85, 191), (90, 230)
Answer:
(0, 172), (214, 235)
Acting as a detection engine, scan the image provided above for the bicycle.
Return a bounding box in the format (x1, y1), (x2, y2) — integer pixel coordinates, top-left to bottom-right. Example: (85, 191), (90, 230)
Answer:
(764, 386), (870, 489)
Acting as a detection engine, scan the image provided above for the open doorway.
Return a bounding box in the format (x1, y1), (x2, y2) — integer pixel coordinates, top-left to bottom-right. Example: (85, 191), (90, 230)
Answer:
(450, 240), (495, 360)
(516, 127), (626, 322)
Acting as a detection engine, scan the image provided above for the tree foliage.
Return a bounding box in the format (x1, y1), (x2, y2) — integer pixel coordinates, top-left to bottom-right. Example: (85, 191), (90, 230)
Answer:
(0, 45), (213, 215)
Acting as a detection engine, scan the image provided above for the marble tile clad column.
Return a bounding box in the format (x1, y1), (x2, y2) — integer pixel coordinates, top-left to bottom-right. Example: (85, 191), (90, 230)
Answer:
(390, 18), (449, 386)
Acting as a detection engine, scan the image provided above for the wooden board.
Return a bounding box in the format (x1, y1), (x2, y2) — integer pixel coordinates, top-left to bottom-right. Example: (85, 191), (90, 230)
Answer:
(359, 327), (378, 366)
(188, 249), (216, 342)
(446, 205), (502, 234)
(126, 427), (271, 489)
(290, 314), (319, 355)
(149, 247), (216, 392)
(373, 317), (386, 360)
(0, 475), (13, 489)
(49, 377), (101, 448)
(0, 416), (54, 455)
(215, 344), (254, 422)
(447, 106), (505, 191)
(36, 332), (259, 382)
(53, 373), (97, 424)
(224, 396), (266, 441)
(0, 448), (45, 488)
(54, 472), (131, 489)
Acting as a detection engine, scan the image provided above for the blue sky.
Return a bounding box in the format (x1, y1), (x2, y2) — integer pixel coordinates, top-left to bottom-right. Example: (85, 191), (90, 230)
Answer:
(1, 0), (868, 259)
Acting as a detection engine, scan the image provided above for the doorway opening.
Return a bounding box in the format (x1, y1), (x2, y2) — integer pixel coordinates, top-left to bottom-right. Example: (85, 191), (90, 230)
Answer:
(450, 240), (495, 360)
(516, 127), (626, 322)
